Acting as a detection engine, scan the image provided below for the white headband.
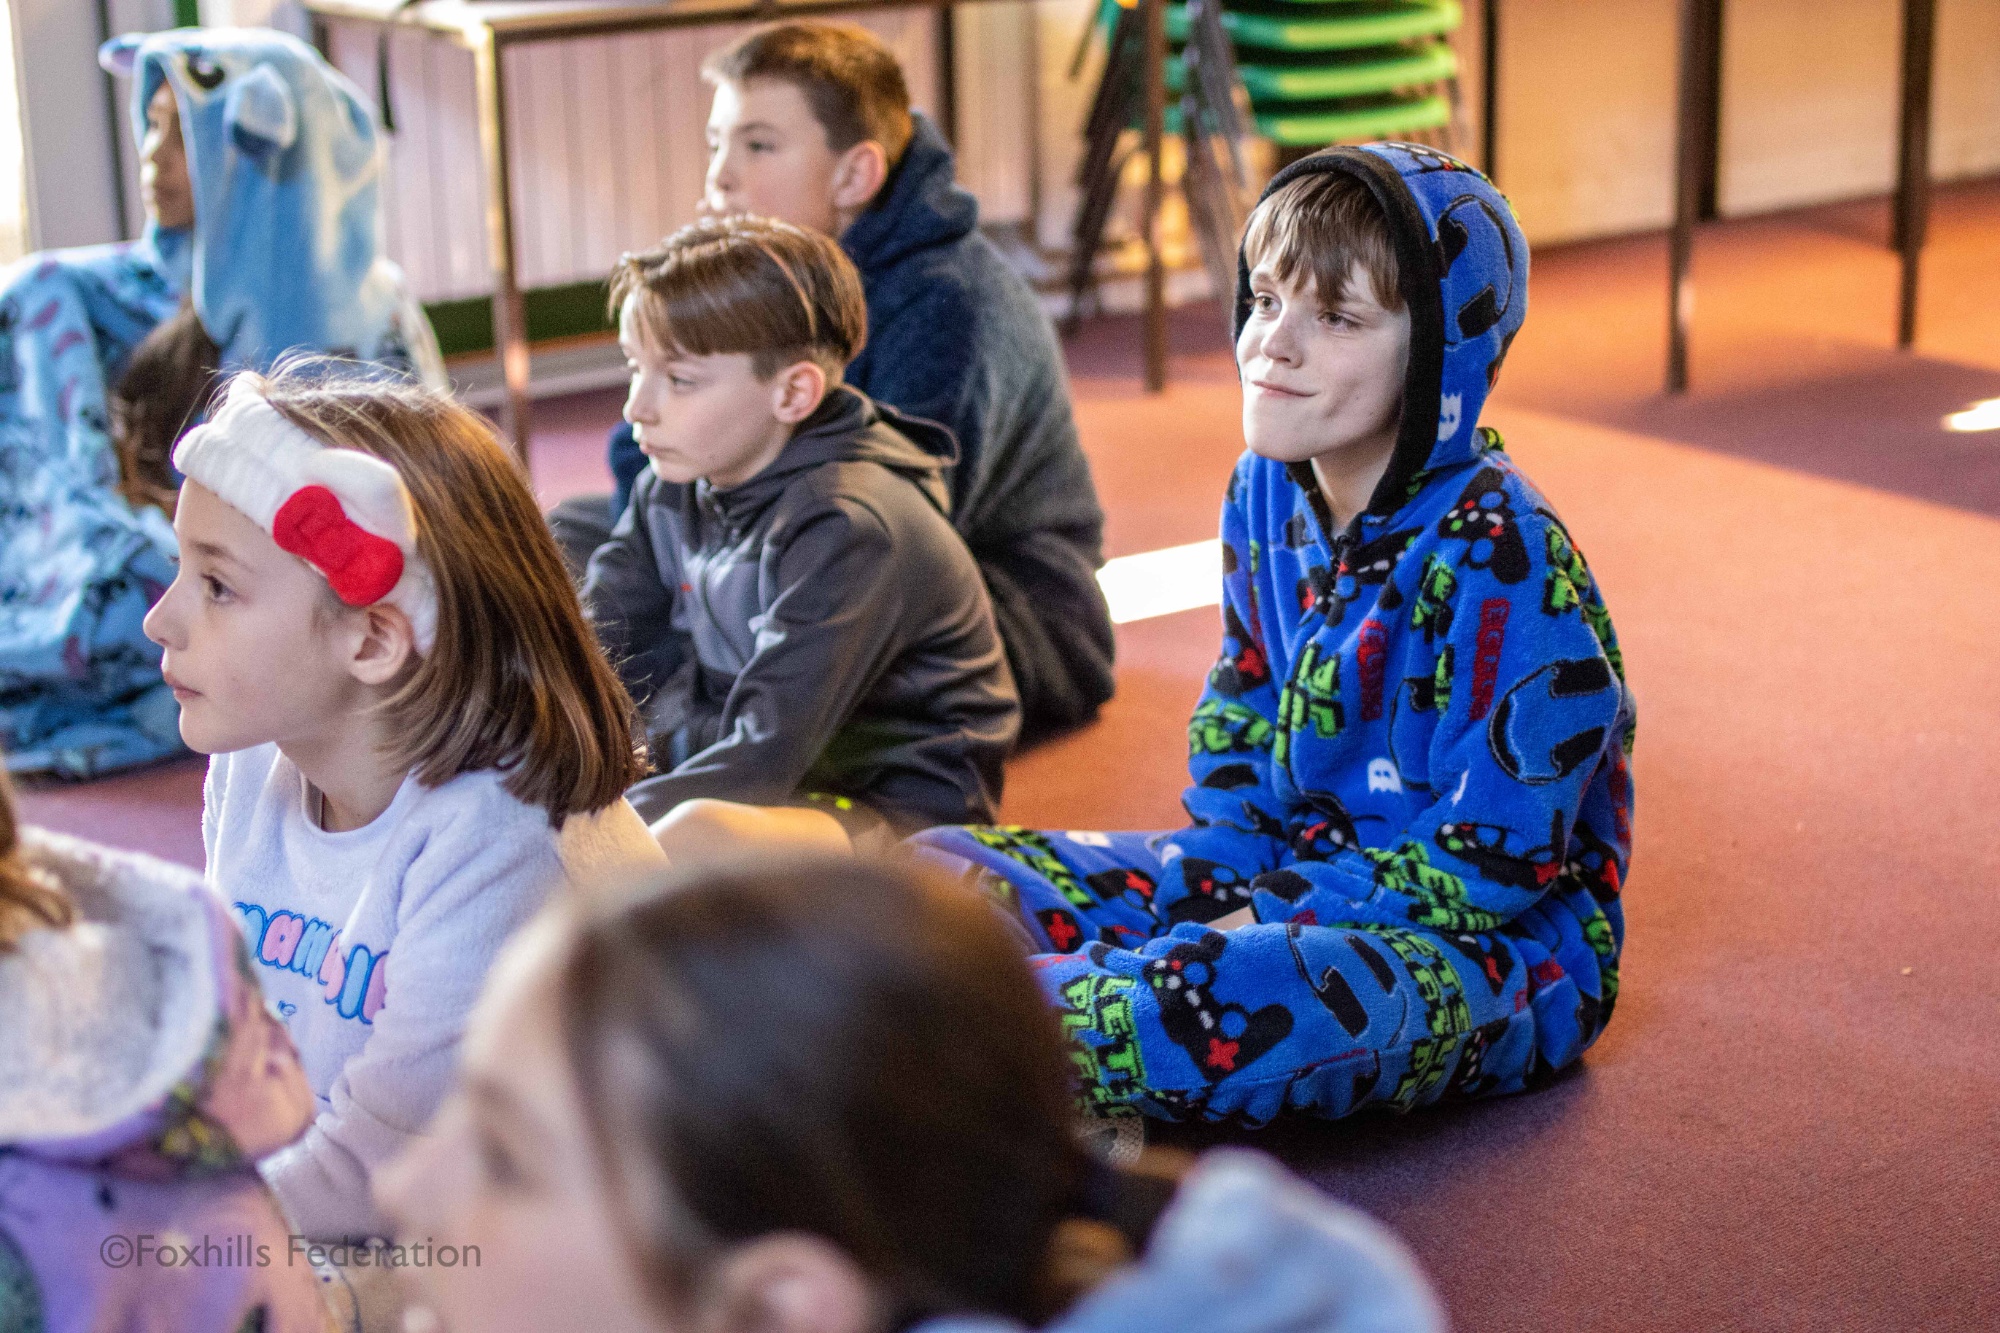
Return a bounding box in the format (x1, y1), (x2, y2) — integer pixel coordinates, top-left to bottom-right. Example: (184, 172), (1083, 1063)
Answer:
(174, 379), (438, 653)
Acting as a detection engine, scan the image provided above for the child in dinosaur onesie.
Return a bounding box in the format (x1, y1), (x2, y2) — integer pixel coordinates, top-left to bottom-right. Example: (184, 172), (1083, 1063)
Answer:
(912, 144), (1636, 1126)
(0, 27), (442, 781)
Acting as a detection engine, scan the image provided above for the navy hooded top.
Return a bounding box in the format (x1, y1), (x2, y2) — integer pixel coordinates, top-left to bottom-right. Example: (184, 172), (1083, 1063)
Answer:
(840, 113), (1116, 735)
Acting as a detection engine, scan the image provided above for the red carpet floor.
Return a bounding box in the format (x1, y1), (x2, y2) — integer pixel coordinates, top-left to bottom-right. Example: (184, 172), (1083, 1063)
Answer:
(19, 181), (2000, 1329)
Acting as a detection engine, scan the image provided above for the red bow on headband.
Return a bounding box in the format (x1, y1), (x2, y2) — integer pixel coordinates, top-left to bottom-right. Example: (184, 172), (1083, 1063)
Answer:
(272, 485), (406, 606)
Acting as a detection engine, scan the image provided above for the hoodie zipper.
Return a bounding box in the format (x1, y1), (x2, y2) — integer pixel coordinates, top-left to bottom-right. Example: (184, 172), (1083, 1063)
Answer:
(1288, 461), (1362, 617)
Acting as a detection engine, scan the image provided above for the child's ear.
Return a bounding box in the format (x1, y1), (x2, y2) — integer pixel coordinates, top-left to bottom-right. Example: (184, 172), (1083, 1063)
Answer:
(697, 1233), (878, 1333)
(829, 139), (889, 214)
(769, 360), (829, 426)
(346, 602), (417, 687)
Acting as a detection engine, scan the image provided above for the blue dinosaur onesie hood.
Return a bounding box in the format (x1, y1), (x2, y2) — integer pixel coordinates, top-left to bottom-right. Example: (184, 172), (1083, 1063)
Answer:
(1233, 142), (1527, 521)
(99, 26), (419, 370)
(0, 28), (436, 781)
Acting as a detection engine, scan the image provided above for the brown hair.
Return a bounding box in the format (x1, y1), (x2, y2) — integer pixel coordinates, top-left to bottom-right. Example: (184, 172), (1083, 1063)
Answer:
(609, 214), (868, 381)
(0, 763), (74, 951)
(243, 362), (645, 826)
(560, 855), (1094, 1326)
(1242, 168), (1405, 312)
(110, 302), (222, 515)
(704, 21), (915, 167)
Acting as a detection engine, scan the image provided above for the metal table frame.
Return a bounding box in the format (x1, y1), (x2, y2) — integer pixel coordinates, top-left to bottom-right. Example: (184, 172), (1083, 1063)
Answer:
(1479, 0), (1937, 395)
(1665, 0), (1937, 393)
(304, 0), (1173, 458)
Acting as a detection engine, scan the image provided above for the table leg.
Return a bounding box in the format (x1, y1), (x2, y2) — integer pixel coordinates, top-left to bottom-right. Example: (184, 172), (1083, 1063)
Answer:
(471, 28), (533, 462)
(1141, 0), (1167, 393)
(1893, 0), (1936, 350)
(1480, 0), (1498, 182)
(935, 8), (958, 146)
(1667, 0), (1720, 394)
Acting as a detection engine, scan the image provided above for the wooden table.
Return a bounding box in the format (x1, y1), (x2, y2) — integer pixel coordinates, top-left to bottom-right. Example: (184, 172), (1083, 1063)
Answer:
(303, 0), (1173, 458)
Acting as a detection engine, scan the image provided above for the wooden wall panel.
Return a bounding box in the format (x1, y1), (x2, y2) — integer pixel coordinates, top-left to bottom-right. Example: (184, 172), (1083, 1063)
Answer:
(949, 3), (1036, 225)
(1716, 0), (1901, 216)
(1488, 0), (1679, 245)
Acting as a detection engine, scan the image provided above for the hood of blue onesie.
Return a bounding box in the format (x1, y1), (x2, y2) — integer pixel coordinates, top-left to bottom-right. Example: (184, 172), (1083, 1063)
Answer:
(100, 26), (420, 369)
(1233, 142), (1527, 506)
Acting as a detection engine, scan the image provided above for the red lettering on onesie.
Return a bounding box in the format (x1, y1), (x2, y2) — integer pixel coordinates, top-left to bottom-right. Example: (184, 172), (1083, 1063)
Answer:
(1357, 618), (1389, 721)
(1469, 599), (1510, 720)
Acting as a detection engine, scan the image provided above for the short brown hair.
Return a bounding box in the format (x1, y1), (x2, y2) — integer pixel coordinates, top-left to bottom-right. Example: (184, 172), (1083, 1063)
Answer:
(561, 855), (1090, 1324)
(1242, 168), (1405, 312)
(246, 364), (645, 827)
(609, 214), (868, 380)
(703, 21), (914, 166)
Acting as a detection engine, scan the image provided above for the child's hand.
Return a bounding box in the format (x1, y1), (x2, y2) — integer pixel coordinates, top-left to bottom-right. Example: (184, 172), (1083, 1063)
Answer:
(200, 984), (316, 1160)
(650, 798), (854, 865)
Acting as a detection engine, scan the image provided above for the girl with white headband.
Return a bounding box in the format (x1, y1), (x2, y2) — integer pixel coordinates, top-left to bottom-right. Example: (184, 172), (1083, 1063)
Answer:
(141, 364), (665, 1246)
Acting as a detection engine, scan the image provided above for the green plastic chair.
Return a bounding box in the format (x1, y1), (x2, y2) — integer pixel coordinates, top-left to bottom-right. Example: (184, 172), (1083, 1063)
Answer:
(1166, 41), (1457, 102)
(1252, 91), (1452, 144)
(1068, 0), (1462, 328)
(1163, 90), (1449, 143)
(1164, 0), (1462, 52)
(1134, 0), (1462, 149)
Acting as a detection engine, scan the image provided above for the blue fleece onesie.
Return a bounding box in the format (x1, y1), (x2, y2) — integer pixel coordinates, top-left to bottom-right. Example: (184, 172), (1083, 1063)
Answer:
(911, 144), (1636, 1125)
(0, 28), (441, 779)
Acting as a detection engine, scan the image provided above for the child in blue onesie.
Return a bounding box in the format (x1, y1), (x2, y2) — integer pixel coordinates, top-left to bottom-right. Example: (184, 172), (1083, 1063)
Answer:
(911, 144), (1636, 1126)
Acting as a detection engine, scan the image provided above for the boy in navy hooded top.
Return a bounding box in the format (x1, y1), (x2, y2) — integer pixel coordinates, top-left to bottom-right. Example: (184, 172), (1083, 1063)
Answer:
(913, 144), (1636, 1125)
(558, 22), (1115, 737)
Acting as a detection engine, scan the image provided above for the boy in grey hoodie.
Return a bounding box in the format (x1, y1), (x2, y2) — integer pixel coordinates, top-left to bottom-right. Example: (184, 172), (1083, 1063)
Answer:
(583, 215), (1019, 853)
(559, 22), (1114, 740)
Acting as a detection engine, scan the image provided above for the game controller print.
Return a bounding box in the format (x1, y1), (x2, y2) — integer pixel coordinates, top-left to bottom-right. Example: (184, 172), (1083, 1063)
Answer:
(1434, 810), (1565, 891)
(1287, 788), (1365, 861)
(1144, 930), (1295, 1081)
(1207, 601), (1270, 696)
(1165, 856), (1256, 926)
(1085, 867), (1159, 914)
(1564, 819), (1623, 901)
(1438, 466), (1531, 584)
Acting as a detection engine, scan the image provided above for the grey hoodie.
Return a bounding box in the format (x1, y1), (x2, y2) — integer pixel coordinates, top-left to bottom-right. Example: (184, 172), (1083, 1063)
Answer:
(583, 386), (1020, 830)
(915, 1150), (1446, 1333)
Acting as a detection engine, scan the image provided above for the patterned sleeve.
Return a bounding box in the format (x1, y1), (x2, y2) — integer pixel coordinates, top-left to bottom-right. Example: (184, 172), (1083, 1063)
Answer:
(1173, 463), (1293, 876)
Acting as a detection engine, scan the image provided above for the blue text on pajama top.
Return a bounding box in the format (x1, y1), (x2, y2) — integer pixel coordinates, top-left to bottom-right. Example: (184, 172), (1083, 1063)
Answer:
(233, 901), (388, 1023)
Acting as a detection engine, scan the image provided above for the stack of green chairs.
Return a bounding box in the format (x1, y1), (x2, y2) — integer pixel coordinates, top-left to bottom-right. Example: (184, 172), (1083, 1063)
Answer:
(1065, 0), (1250, 328)
(1216, 0), (1461, 147)
(1118, 0), (1464, 149)
(1063, 0), (1463, 326)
